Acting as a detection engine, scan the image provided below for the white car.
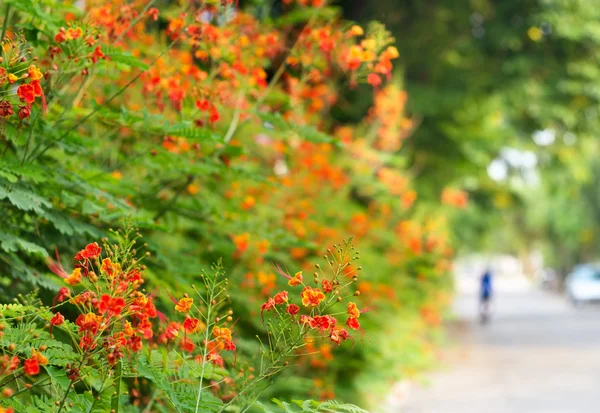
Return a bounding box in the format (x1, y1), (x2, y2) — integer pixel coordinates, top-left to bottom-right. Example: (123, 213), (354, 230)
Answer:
(566, 264), (600, 305)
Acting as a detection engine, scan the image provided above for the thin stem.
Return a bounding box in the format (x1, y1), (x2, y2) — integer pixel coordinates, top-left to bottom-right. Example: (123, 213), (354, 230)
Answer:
(194, 274), (217, 413)
(110, 359), (123, 413)
(0, 372), (24, 389)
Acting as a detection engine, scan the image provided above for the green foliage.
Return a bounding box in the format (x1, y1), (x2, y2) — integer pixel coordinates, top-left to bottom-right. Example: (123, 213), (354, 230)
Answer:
(255, 398), (368, 413)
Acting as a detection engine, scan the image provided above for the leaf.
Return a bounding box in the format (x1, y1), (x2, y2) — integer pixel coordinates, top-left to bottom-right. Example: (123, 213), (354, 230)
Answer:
(0, 184), (52, 214)
(0, 233), (47, 256)
(164, 122), (223, 141)
(254, 399), (369, 413)
(45, 366), (71, 391)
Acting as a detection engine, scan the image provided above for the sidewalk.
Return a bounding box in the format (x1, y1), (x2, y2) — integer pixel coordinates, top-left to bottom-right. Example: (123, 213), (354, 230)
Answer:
(387, 272), (600, 413)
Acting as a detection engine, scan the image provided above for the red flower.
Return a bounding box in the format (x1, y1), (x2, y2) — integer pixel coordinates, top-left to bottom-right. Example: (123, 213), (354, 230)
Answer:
(80, 334), (96, 350)
(18, 105), (31, 120)
(90, 46), (105, 63)
(206, 352), (223, 366)
(346, 316), (360, 330)
(260, 297), (276, 320)
(0, 100), (13, 117)
(286, 303), (300, 315)
(165, 322), (180, 340)
(75, 242), (102, 261)
(0, 355), (19, 373)
(330, 327), (350, 345)
(128, 336), (143, 352)
(224, 340), (236, 352)
(321, 279), (333, 293)
(51, 312), (65, 326)
(136, 318), (153, 339)
(95, 294), (125, 316)
(56, 287), (70, 303)
(273, 291), (288, 304)
(367, 73), (382, 87)
(23, 358), (40, 376)
(17, 84), (36, 104)
(310, 315), (336, 331)
(148, 7), (159, 21)
(183, 316), (202, 333)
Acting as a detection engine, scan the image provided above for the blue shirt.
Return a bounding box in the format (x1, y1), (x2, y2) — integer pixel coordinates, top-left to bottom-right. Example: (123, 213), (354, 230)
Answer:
(481, 272), (492, 298)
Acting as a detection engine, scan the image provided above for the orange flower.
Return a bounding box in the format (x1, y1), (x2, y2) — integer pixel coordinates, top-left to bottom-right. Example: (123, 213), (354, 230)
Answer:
(212, 326), (232, 341)
(288, 271), (303, 287)
(232, 233), (250, 254)
(27, 65), (43, 81)
(66, 27), (83, 40)
(175, 297), (193, 313)
(123, 321), (135, 336)
(347, 302), (360, 319)
(75, 313), (103, 334)
(101, 258), (121, 278)
(30, 349), (48, 366)
(300, 286), (326, 307)
(65, 268), (82, 286)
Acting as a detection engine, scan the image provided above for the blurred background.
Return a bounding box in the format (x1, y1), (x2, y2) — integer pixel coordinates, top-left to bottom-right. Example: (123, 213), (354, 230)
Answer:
(336, 1), (600, 411)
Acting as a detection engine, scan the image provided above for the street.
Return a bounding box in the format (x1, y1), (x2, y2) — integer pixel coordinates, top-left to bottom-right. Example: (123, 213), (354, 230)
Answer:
(395, 272), (600, 413)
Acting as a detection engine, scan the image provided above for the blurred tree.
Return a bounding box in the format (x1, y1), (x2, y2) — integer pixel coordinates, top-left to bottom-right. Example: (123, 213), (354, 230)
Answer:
(340, 0), (600, 270)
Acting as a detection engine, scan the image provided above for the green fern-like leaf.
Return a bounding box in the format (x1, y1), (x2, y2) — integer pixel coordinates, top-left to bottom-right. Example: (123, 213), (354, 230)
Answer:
(0, 184), (52, 214)
(255, 399), (369, 413)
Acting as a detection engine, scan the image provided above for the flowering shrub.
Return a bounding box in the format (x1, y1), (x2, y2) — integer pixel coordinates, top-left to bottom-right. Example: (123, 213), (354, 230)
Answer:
(0, 0), (460, 409)
(0, 233), (369, 412)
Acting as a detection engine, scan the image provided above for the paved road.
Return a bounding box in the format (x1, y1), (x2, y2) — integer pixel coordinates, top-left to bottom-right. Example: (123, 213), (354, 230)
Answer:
(392, 272), (600, 413)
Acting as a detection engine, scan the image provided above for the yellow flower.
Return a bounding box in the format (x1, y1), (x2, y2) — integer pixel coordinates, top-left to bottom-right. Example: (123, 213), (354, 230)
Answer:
(349, 25), (364, 36)
(527, 27), (543, 42)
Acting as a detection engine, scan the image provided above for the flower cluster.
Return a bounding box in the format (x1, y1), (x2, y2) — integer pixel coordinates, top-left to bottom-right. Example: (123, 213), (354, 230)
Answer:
(260, 242), (362, 352)
(48, 234), (158, 368)
(0, 36), (45, 120)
